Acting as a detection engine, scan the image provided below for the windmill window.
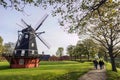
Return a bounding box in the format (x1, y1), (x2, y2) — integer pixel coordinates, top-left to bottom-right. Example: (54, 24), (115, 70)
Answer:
(25, 34), (28, 38)
(14, 50), (16, 54)
(19, 35), (22, 40)
(31, 43), (34, 47)
(32, 50), (34, 54)
(19, 59), (24, 65)
(21, 50), (25, 56)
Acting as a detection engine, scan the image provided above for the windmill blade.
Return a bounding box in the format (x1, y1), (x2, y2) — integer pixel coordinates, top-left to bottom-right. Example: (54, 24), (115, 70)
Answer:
(35, 14), (48, 31)
(16, 23), (26, 28)
(36, 31), (45, 35)
(21, 19), (29, 27)
(35, 34), (50, 49)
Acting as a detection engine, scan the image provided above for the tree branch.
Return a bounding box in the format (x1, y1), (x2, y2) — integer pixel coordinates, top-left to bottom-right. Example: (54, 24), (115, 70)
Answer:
(90, 0), (107, 11)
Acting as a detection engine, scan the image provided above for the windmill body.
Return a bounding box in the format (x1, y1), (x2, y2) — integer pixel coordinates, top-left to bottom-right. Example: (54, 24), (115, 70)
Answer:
(14, 26), (38, 57)
(3, 14), (49, 68)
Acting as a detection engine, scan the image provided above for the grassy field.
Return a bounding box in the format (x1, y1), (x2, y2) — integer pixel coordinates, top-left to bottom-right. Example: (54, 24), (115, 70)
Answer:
(106, 63), (120, 80)
(0, 61), (93, 80)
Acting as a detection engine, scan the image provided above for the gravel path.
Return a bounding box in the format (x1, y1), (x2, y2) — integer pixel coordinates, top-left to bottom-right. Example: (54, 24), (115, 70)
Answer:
(78, 68), (107, 80)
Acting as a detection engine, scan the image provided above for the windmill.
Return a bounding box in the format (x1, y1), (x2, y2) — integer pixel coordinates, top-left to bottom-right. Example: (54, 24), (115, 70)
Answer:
(3, 14), (50, 68)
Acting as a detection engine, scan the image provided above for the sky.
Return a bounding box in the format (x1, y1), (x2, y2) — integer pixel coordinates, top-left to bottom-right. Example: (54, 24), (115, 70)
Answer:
(0, 5), (80, 55)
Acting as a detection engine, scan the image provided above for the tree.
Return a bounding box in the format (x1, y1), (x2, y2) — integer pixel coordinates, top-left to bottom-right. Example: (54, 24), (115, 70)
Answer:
(85, 1), (120, 72)
(98, 45), (108, 62)
(74, 42), (85, 61)
(84, 1), (120, 72)
(67, 39), (98, 61)
(51, 0), (120, 72)
(0, 0), (110, 15)
(0, 36), (4, 55)
(82, 39), (99, 61)
(0, 0), (39, 11)
(56, 47), (64, 57)
(0, 36), (4, 61)
(50, 0), (110, 33)
(66, 45), (75, 60)
(3, 42), (15, 54)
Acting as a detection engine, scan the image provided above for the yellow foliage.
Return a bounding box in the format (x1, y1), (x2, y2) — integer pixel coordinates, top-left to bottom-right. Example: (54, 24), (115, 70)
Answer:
(112, 9), (116, 14)
(109, 0), (113, 3)
(109, 24), (113, 28)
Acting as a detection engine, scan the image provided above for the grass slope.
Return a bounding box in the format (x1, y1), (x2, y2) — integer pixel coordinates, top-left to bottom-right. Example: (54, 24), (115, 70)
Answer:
(0, 61), (93, 80)
(106, 63), (120, 80)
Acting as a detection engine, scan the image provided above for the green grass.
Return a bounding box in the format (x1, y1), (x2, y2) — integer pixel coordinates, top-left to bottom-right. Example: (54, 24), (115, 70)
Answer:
(0, 61), (93, 80)
(106, 63), (120, 80)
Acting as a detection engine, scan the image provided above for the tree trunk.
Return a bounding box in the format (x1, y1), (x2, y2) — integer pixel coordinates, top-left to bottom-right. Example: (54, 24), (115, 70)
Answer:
(73, 56), (76, 61)
(108, 45), (117, 72)
(70, 55), (72, 61)
(79, 55), (82, 61)
(110, 55), (117, 72)
(87, 54), (90, 61)
(75, 55), (77, 61)
(104, 52), (108, 62)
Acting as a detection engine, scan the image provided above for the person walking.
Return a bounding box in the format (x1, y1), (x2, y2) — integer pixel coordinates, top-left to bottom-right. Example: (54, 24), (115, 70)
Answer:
(93, 59), (98, 69)
(99, 60), (104, 69)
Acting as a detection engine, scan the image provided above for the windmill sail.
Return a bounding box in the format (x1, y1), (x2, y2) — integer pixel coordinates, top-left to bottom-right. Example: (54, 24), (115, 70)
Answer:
(21, 19), (29, 27)
(35, 14), (48, 31)
(35, 34), (50, 49)
(16, 23), (26, 28)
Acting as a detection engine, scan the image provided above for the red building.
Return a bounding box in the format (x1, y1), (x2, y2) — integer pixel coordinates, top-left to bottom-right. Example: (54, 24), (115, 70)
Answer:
(3, 52), (41, 68)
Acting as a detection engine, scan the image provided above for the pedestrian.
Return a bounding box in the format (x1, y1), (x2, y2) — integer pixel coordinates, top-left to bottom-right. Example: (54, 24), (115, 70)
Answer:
(99, 60), (104, 69)
(93, 59), (98, 69)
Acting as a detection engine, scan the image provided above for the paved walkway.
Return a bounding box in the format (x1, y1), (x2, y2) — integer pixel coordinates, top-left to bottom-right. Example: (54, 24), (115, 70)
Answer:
(78, 68), (107, 80)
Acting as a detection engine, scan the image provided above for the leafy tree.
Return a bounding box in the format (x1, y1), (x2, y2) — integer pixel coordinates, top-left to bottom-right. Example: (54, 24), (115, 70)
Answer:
(66, 45), (75, 60)
(51, 0), (120, 72)
(3, 42), (15, 54)
(0, 0), (39, 11)
(98, 45), (108, 62)
(85, 1), (120, 72)
(0, 0), (110, 15)
(74, 42), (85, 61)
(82, 39), (99, 61)
(67, 39), (98, 61)
(67, 43), (84, 61)
(56, 47), (64, 57)
(0, 36), (4, 55)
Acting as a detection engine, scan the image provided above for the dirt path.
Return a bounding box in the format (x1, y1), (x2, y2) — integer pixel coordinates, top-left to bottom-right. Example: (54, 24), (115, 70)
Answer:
(78, 68), (107, 80)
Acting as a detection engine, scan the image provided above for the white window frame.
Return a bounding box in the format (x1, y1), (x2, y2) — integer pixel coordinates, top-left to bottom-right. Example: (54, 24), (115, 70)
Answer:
(31, 43), (34, 47)
(21, 50), (25, 56)
(14, 50), (16, 54)
(32, 50), (34, 54)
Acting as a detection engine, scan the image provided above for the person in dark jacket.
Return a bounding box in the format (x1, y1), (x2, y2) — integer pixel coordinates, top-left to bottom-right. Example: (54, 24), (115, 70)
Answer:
(93, 59), (98, 69)
(99, 60), (104, 69)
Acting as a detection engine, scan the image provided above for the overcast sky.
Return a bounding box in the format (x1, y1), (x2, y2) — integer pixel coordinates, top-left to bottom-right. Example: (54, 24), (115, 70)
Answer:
(0, 5), (80, 55)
